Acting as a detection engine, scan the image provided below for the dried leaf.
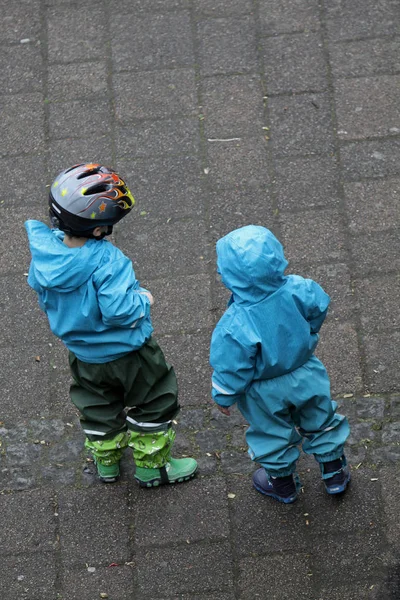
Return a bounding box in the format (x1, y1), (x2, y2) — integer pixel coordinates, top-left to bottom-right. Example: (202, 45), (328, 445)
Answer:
(343, 393), (353, 398)
(227, 493), (236, 499)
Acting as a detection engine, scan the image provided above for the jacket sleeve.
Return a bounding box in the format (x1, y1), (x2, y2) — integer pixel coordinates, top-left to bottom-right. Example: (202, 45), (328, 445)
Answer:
(96, 257), (151, 328)
(300, 278), (330, 333)
(210, 325), (256, 407)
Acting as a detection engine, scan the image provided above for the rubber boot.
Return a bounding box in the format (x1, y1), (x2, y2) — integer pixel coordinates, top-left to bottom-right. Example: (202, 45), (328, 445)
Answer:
(253, 468), (301, 504)
(319, 455), (351, 495)
(129, 428), (197, 487)
(85, 431), (130, 483)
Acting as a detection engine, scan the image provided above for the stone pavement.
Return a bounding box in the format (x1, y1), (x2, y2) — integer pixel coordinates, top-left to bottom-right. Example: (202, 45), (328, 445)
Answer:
(0, 0), (399, 598)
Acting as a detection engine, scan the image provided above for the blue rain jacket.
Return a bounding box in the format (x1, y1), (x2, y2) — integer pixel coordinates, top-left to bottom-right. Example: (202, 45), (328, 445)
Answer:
(210, 225), (331, 407)
(25, 220), (153, 363)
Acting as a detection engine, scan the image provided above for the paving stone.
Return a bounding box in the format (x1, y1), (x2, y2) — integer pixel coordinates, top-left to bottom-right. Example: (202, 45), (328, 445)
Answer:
(380, 466), (400, 545)
(48, 438), (84, 463)
(268, 93), (334, 156)
(221, 450), (253, 474)
(143, 274), (213, 334)
(112, 12), (193, 71)
(114, 69), (197, 121)
(48, 98), (111, 140)
(316, 582), (394, 600)
(0, 275), (51, 344)
(0, 155), (47, 206)
(197, 17), (258, 75)
(116, 118), (200, 158)
(159, 334), (212, 407)
(194, 0), (253, 16)
(275, 155), (340, 213)
(0, 345), (52, 419)
(340, 139), (400, 181)
(5, 443), (42, 466)
(311, 531), (386, 586)
(47, 6), (107, 63)
(330, 38), (400, 79)
(0, 44), (43, 94)
(208, 186), (275, 243)
(350, 229), (399, 276)
(206, 136), (271, 188)
(0, 467), (38, 491)
(389, 395), (400, 418)
(135, 477), (229, 546)
(363, 330), (400, 393)
(0, 1), (42, 43)
(304, 468), (383, 535)
(325, 0), (399, 42)
(62, 565), (135, 600)
(108, 0), (190, 11)
(0, 489), (56, 554)
(0, 424), (29, 444)
(347, 422), (380, 446)
(174, 408), (208, 430)
(41, 465), (77, 487)
(335, 76), (400, 140)
(294, 263), (354, 322)
(280, 208), (346, 264)
(258, 0), (320, 34)
(370, 447), (400, 466)
(238, 553), (313, 599)
(195, 429), (229, 452)
(0, 208), (49, 275)
(0, 94), (44, 157)
(48, 62), (108, 102)
(356, 275), (400, 333)
(316, 321), (363, 395)
(59, 486), (131, 566)
(115, 155), (205, 221)
(202, 74), (264, 138)
(262, 32), (327, 94)
(159, 595), (235, 600)
(344, 178), (400, 234)
(195, 454), (218, 475)
(335, 396), (385, 421)
(382, 422), (400, 444)
(118, 218), (208, 279)
(0, 553), (57, 600)
(136, 541), (234, 596)
(47, 136), (113, 177)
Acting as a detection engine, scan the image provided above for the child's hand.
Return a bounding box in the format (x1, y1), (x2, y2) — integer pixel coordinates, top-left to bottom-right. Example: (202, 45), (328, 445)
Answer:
(140, 291), (154, 306)
(216, 405), (231, 416)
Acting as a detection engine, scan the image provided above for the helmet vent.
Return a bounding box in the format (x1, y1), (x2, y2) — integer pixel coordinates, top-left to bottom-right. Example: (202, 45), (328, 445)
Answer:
(84, 183), (109, 195)
(77, 167), (102, 179)
(65, 163), (84, 173)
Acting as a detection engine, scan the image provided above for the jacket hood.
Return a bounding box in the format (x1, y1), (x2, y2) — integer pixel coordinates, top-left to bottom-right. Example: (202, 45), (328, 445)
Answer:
(25, 220), (107, 292)
(216, 225), (288, 302)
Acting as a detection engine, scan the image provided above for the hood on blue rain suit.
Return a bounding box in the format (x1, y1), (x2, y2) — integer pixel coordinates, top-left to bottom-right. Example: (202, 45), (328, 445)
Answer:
(25, 220), (153, 363)
(210, 225), (330, 407)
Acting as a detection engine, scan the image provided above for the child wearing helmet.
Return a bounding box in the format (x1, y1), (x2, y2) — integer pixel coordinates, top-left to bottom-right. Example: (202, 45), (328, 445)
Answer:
(25, 163), (197, 485)
(210, 225), (350, 504)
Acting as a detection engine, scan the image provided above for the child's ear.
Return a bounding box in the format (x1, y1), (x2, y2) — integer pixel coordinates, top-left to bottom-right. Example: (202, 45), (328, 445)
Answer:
(92, 227), (102, 238)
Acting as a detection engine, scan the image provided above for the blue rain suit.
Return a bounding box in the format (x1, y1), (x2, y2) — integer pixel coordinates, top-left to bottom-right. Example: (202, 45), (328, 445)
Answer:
(210, 226), (350, 477)
(25, 220), (153, 363)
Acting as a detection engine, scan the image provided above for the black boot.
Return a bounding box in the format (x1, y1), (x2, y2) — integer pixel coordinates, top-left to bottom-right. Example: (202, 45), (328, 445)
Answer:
(320, 456), (351, 495)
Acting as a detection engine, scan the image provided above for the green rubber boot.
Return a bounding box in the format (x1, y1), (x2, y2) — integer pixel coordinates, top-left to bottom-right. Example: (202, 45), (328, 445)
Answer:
(85, 431), (130, 484)
(135, 457), (198, 487)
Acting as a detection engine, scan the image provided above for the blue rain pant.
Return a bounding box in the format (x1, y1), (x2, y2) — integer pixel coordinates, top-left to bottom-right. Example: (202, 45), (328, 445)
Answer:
(238, 356), (350, 477)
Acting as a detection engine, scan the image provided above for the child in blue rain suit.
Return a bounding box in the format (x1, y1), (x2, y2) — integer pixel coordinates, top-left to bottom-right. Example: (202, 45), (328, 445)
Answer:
(210, 225), (351, 504)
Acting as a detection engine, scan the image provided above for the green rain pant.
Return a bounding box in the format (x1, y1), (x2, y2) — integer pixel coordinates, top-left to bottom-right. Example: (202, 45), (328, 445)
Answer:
(69, 338), (179, 466)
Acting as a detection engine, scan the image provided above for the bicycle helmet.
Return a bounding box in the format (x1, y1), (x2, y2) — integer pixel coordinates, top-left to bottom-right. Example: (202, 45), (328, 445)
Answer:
(49, 163), (135, 238)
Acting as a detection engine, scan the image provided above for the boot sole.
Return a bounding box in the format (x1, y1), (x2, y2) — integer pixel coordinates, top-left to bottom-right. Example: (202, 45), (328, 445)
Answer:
(135, 469), (197, 488)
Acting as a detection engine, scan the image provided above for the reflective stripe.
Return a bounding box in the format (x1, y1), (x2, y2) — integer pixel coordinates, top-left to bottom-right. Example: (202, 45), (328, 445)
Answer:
(212, 381), (235, 395)
(83, 429), (107, 436)
(130, 320), (138, 329)
(126, 416), (171, 428)
(324, 426), (335, 432)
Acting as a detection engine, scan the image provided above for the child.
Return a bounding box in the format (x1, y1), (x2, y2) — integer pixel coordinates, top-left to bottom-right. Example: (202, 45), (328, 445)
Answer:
(210, 225), (350, 504)
(25, 163), (197, 485)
